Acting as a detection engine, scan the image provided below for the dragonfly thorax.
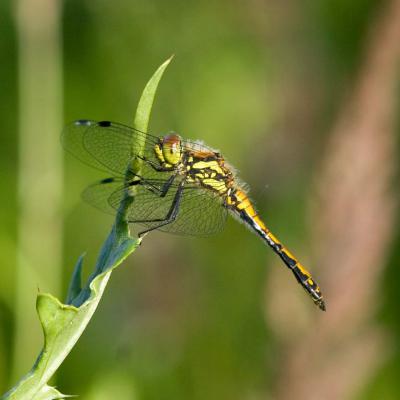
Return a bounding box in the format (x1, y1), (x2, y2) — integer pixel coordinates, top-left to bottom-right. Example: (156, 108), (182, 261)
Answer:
(157, 133), (183, 166)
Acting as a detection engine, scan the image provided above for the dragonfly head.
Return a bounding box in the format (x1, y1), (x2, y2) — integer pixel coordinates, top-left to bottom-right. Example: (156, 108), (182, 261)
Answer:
(161, 133), (183, 165)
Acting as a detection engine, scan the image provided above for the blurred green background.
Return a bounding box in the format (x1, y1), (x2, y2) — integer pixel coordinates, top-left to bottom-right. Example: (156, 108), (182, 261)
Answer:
(1, 0), (400, 399)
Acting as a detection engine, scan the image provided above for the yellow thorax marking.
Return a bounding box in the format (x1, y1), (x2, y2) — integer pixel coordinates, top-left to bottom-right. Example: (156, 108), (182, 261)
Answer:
(192, 160), (224, 175)
(201, 178), (227, 193)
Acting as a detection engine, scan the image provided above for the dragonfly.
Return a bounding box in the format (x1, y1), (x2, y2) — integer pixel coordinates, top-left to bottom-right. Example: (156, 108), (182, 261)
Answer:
(62, 119), (325, 311)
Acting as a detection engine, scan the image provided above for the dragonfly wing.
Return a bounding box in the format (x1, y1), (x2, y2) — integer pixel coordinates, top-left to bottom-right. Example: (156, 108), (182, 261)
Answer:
(81, 176), (169, 215)
(158, 185), (228, 236)
(106, 180), (228, 237)
(81, 177), (125, 215)
(62, 120), (160, 175)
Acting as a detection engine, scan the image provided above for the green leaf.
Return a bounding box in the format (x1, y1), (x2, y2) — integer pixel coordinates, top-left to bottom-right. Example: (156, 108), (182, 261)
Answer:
(2, 57), (172, 400)
(134, 55), (173, 134)
(65, 254), (84, 304)
(130, 55), (173, 175)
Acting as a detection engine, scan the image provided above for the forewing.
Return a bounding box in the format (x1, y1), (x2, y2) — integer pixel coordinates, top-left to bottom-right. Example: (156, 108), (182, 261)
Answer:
(62, 120), (160, 175)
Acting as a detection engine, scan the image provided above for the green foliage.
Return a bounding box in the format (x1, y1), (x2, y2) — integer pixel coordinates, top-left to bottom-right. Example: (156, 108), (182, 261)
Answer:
(1, 57), (172, 400)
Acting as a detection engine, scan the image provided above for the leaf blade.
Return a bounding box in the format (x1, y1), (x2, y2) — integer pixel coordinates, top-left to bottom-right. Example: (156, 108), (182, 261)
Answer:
(2, 57), (172, 399)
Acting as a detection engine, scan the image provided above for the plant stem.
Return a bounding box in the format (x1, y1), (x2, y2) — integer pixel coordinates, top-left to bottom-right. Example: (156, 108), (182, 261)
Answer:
(13, 0), (63, 381)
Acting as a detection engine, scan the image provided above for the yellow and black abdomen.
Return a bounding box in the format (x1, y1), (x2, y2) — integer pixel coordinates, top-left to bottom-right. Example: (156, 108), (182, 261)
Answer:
(227, 188), (325, 311)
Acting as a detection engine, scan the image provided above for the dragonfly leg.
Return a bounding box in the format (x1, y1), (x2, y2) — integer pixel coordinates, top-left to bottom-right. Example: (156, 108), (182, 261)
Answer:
(128, 178), (162, 195)
(159, 174), (178, 197)
(128, 173), (178, 197)
(136, 155), (175, 172)
(137, 180), (185, 236)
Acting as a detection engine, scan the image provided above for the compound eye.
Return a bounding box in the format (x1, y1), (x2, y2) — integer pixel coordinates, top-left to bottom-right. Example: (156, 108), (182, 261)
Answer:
(162, 133), (182, 164)
(164, 134), (181, 149)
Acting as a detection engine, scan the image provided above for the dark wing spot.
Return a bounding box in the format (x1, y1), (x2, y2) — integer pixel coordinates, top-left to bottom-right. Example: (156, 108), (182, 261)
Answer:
(98, 120), (112, 127)
(100, 177), (115, 184)
(75, 119), (91, 126)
